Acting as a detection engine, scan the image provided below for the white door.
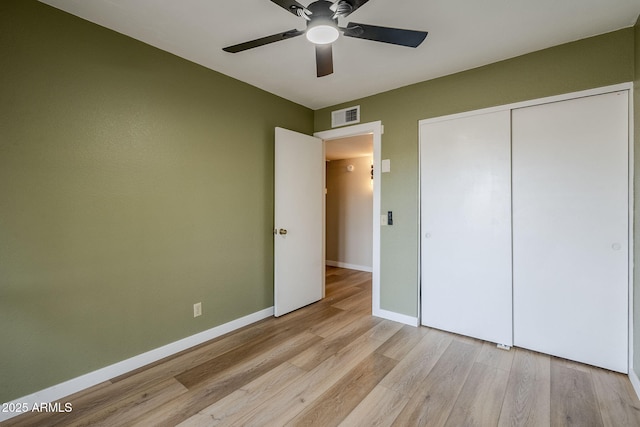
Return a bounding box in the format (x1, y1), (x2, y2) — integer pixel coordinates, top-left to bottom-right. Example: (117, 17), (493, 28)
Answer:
(274, 127), (324, 317)
(512, 91), (629, 372)
(420, 110), (513, 345)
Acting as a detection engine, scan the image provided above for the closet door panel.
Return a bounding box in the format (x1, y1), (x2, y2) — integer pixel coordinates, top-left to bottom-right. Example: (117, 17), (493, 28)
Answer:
(512, 91), (628, 373)
(420, 110), (512, 345)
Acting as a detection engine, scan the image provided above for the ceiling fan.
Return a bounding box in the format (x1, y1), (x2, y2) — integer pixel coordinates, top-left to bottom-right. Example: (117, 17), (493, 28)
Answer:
(222, 0), (428, 77)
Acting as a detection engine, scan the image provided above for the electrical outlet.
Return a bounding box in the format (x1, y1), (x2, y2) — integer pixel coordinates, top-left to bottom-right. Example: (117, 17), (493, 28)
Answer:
(193, 302), (202, 317)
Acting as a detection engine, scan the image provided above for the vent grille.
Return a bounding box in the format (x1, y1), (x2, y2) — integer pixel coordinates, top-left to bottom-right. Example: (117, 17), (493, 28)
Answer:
(331, 105), (360, 128)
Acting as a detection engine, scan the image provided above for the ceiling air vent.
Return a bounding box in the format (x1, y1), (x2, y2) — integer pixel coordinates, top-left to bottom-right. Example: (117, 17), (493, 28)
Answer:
(331, 105), (360, 128)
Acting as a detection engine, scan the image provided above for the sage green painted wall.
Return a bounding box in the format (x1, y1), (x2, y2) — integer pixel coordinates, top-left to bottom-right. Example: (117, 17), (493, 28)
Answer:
(315, 29), (635, 317)
(0, 0), (313, 402)
(634, 17), (640, 378)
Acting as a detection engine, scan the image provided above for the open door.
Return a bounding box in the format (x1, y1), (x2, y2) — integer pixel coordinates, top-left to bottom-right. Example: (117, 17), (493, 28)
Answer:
(274, 127), (324, 316)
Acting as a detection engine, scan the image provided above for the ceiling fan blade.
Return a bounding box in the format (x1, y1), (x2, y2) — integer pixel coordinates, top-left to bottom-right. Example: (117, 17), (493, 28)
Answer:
(343, 22), (427, 47)
(223, 29), (305, 53)
(315, 44), (334, 77)
(270, 0), (307, 17)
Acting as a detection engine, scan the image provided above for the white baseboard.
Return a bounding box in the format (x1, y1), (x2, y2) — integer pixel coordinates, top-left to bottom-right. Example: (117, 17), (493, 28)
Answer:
(0, 307), (274, 422)
(629, 369), (640, 401)
(373, 307), (419, 327)
(326, 260), (372, 272)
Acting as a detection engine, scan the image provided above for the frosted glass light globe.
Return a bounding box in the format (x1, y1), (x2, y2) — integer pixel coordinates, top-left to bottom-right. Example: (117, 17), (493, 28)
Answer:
(306, 25), (339, 44)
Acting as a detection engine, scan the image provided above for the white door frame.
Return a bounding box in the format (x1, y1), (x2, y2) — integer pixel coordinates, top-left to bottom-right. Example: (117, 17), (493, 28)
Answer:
(315, 121), (383, 319)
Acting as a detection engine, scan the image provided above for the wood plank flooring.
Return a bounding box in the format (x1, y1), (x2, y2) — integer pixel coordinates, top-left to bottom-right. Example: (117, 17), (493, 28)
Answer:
(4, 267), (640, 426)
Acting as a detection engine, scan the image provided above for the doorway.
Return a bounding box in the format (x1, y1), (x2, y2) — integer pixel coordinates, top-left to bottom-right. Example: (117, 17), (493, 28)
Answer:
(315, 121), (382, 318)
(325, 134), (373, 273)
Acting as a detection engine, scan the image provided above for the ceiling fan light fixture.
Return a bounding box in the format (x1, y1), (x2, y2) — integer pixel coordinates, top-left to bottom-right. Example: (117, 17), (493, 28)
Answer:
(306, 23), (339, 44)
(222, 0), (428, 78)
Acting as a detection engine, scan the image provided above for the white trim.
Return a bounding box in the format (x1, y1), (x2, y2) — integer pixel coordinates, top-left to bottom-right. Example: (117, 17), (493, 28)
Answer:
(417, 121), (423, 326)
(630, 369), (640, 401)
(315, 121), (383, 323)
(373, 308), (419, 326)
(322, 133), (327, 300)
(629, 83), (635, 380)
(325, 260), (372, 272)
(419, 83), (633, 126)
(0, 307), (274, 422)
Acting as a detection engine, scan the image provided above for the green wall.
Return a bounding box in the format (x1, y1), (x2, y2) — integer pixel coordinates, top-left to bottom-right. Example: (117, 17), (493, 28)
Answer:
(0, 0), (313, 402)
(315, 29), (635, 317)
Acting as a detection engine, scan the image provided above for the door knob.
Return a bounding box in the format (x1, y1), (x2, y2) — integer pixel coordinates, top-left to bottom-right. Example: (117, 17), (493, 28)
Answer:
(279, 229), (288, 235)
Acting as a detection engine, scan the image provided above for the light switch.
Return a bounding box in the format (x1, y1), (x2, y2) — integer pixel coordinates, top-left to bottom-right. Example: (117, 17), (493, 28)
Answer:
(381, 214), (388, 226)
(381, 159), (391, 173)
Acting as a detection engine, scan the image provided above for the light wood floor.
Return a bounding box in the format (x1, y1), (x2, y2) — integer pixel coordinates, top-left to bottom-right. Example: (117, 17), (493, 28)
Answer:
(5, 267), (640, 426)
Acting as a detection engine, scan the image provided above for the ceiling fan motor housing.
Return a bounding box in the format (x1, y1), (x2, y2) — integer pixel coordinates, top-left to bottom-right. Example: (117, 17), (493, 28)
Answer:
(306, 1), (340, 44)
(307, 1), (339, 27)
(308, 0), (338, 18)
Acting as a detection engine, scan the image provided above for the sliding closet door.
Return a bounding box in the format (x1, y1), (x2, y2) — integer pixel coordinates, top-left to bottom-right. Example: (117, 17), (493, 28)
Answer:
(512, 91), (628, 373)
(420, 110), (512, 346)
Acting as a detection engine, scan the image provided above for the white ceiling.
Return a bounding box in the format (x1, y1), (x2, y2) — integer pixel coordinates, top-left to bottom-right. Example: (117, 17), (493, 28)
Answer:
(39, 0), (640, 110)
